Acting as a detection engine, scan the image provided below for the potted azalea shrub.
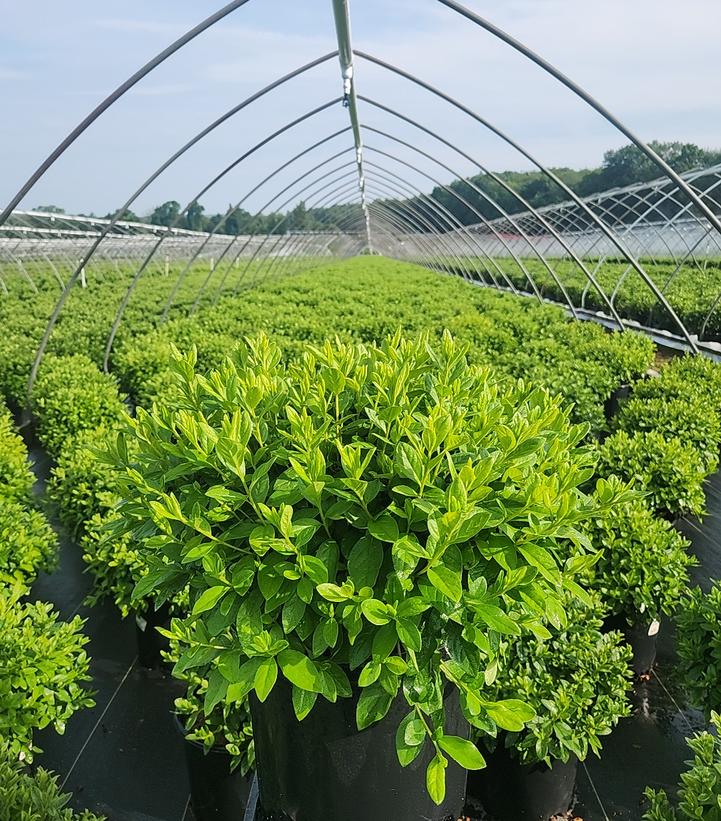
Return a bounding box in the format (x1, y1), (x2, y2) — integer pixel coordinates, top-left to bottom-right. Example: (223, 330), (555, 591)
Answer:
(675, 580), (721, 717)
(467, 596), (632, 821)
(585, 482), (696, 674)
(170, 647), (255, 821)
(111, 332), (627, 820)
(643, 713), (721, 820)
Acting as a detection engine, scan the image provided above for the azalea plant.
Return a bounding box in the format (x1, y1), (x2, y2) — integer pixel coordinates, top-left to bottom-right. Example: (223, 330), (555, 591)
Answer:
(110, 332), (626, 803)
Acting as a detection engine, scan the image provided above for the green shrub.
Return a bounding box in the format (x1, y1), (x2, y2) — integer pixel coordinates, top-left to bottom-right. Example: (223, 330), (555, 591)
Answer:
(597, 430), (707, 519)
(616, 396), (721, 472)
(643, 713), (721, 820)
(31, 355), (126, 457)
(0, 498), (57, 588)
(171, 649), (254, 776)
(81, 511), (148, 618)
(48, 427), (122, 537)
(476, 598), (632, 765)
(112, 332), (628, 804)
(0, 408), (34, 499)
(0, 741), (103, 821)
(676, 581), (721, 718)
(633, 354), (721, 409)
(586, 489), (695, 626)
(0, 588), (93, 761)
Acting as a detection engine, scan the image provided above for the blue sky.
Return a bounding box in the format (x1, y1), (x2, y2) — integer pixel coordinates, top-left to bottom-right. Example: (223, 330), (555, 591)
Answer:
(2, 0), (720, 217)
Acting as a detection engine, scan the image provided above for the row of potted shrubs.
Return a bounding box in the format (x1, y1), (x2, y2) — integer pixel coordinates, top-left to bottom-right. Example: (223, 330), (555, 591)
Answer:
(0, 400), (100, 820)
(6, 259), (721, 818)
(20, 317), (721, 819)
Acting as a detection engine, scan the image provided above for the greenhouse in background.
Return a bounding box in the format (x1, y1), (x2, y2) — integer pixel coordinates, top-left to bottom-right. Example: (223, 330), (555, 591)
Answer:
(1, 2), (721, 820)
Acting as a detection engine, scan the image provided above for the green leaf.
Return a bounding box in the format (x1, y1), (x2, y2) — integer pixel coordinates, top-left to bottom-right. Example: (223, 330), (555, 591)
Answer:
(396, 618), (422, 652)
(226, 658), (262, 702)
(254, 657), (278, 702)
(361, 598), (391, 625)
(356, 682), (393, 730)
(358, 661), (381, 686)
(278, 649), (321, 693)
(348, 537), (384, 589)
(484, 699), (536, 732)
(427, 552), (463, 603)
(282, 596), (306, 634)
(396, 712), (425, 767)
(438, 735), (485, 770)
(426, 754), (447, 805)
(292, 685), (318, 721)
(472, 603), (521, 635)
(404, 717), (427, 747)
(192, 585), (227, 615)
(316, 583), (350, 603)
(368, 515), (399, 543)
(204, 668), (228, 715)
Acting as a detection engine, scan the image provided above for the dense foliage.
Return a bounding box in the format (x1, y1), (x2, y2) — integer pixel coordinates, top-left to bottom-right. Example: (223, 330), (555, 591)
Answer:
(31, 355), (125, 458)
(586, 490), (695, 625)
(476, 598), (632, 765)
(643, 714), (721, 820)
(596, 431), (707, 519)
(0, 406), (35, 499)
(0, 742), (103, 821)
(676, 582), (721, 718)
(110, 332), (629, 803)
(0, 498), (57, 587)
(0, 588), (93, 761)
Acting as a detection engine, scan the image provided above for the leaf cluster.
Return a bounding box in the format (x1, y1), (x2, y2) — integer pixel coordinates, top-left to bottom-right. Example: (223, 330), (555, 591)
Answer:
(112, 331), (627, 803)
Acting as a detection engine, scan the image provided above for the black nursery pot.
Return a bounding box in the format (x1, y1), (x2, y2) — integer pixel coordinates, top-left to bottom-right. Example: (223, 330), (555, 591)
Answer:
(467, 742), (577, 821)
(176, 718), (253, 821)
(251, 678), (468, 821)
(135, 602), (172, 669)
(604, 383), (631, 421)
(604, 613), (659, 676)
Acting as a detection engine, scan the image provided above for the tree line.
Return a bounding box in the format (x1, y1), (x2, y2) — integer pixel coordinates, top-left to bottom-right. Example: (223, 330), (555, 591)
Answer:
(35, 141), (721, 234)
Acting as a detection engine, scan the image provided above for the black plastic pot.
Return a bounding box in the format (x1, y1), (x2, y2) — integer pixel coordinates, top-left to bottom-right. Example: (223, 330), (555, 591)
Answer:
(176, 718), (253, 821)
(251, 679), (468, 821)
(135, 602), (172, 669)
(604, 383), (631, 421)
(604, 614), (659, 676)
(467, 742), (577, 821)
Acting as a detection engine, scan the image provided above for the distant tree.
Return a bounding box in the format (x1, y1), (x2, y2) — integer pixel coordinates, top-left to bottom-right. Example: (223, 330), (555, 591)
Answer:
(150, 200), (181, 227)
(102, 208), (140, 222)
(34, 204), (65, 214)
(185, 201), (205, 231)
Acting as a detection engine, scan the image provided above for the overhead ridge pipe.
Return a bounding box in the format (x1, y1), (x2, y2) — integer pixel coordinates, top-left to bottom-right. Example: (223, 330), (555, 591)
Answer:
(331, 0), (372, 252)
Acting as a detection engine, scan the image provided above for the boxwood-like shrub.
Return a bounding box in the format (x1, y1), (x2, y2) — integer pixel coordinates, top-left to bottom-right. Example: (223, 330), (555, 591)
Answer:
(586, 488), (695, 626)
(643, 713), (721, 820)
(172, 654), (254, 776)
(615, 396), (721, 472)
(0, 741), (104, 821)
(0, 498), (57, 588)
(0, 407), (34, 499)
(597, 430), (707, 519)
(48, 427), (123, 537)
(633, 354), (721, 409)
(0, 588), (93, 761)
(475, 597), (632, 765)
(676, 581), (721, 718)
(81, 510), (148, 618)
(31, 354), (126, 457)
(112, 332), (628, 803)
